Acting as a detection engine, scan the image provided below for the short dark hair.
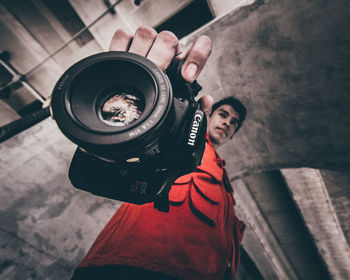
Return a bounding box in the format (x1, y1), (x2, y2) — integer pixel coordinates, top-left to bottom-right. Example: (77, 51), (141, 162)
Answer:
(210, 96), (247, 132)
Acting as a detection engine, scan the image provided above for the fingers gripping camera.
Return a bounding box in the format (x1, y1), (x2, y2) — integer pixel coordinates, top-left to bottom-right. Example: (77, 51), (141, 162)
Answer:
(51, 52), (207, 211)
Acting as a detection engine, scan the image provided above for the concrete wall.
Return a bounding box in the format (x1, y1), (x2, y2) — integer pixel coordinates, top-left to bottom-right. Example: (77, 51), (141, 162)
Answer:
(191, 0), (350, 177)
(0, 119), (122, 279)
(69, 0), (192, 50)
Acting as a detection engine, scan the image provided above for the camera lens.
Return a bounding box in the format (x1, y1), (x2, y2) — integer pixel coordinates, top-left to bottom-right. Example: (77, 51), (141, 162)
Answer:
(51, 52), (174, 159)
(99, 88), (145, 127)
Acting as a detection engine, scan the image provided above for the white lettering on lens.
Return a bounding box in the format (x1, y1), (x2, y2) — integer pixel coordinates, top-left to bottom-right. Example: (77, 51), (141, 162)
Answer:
(188, 113), (202, 146)
(142, 120), (154, 130)
(129, 128), (141, 137)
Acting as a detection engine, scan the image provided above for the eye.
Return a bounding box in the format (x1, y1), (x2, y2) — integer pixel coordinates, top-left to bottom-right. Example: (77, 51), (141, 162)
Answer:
(230, 119), (238, 126)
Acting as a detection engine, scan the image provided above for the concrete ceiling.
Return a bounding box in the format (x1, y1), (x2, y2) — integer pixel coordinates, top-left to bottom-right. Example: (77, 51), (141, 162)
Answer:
(191, 0), (350, 278)
(0, 0), (350, 279)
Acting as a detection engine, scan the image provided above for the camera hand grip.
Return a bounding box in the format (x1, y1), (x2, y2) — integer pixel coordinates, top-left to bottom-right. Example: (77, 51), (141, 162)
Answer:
(166, 59), (202, 101)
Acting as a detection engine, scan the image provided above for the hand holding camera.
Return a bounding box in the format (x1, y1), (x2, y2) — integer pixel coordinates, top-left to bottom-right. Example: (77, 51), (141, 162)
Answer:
(51, 26), (213, 211)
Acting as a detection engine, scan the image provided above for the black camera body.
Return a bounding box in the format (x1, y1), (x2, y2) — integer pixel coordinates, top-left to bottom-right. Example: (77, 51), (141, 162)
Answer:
(51, 52), (207, 211)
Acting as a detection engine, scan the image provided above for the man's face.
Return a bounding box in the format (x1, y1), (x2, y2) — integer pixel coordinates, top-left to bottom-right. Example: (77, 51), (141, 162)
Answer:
(207, 104), (240, 146)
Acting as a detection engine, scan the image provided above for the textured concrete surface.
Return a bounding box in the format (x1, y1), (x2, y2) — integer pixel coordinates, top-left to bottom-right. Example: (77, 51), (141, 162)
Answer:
(234, 171), (332, 279)
(192, 0), (350, 177)
(320, 170), (350, 244)
(0, 119), (122, 279)
(282, 168), (350, 279)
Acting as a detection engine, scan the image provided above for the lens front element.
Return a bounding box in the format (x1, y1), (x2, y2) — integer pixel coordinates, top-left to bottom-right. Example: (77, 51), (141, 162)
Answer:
(100, 90), (145, 127)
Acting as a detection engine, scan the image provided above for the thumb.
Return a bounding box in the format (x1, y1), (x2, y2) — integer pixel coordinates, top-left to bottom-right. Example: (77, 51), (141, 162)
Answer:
(198, 95), (213, 117)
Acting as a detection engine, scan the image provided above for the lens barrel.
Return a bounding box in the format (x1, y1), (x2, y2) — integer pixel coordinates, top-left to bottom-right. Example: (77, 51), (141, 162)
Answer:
(51, 52), (174, 159)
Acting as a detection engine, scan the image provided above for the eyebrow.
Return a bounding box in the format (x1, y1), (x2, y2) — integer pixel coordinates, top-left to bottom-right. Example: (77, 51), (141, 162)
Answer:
(219, 108), (239, 127)
(219, 108), (239, 123)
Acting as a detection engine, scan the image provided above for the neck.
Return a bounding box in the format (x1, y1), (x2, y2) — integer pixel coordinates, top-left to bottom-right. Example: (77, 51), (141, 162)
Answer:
(211, 141), (219, 149)
(208, 135), (220, 149)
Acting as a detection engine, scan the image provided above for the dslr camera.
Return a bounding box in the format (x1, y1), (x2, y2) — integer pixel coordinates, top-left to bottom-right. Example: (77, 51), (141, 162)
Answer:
(51, 52), (207, 211)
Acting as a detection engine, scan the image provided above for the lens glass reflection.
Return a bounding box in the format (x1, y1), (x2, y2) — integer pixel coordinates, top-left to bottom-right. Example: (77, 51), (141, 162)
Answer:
(101, 92), (144, 127)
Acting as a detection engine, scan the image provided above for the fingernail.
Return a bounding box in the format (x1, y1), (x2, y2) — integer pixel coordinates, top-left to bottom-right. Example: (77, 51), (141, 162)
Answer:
(184, 63), (198, 81)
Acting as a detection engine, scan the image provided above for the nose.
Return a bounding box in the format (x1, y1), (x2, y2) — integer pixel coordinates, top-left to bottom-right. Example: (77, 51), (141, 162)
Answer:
(223, 118), (229, 127)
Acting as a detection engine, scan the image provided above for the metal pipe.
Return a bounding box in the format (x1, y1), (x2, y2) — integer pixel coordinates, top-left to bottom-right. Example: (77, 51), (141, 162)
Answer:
(23, 0), (123, 77)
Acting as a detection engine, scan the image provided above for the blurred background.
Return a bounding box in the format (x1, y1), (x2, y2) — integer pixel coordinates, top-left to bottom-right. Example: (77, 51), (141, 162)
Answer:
(1, 0), (350, 279)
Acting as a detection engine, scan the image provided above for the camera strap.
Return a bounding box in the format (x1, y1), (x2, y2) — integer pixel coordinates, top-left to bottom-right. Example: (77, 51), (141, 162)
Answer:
(153, 172), (179, 212)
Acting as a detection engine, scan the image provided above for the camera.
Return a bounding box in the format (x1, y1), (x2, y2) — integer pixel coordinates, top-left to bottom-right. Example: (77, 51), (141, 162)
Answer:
(50, 51), (207, 211)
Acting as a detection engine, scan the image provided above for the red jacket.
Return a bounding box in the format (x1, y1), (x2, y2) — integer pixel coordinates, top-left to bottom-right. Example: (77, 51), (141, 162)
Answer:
(78, 137), (245, 280)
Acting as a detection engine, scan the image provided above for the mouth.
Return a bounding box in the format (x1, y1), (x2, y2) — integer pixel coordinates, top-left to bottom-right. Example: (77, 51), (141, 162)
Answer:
(216, 127), (227, 137)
